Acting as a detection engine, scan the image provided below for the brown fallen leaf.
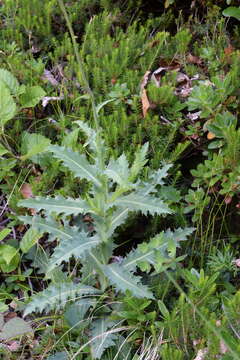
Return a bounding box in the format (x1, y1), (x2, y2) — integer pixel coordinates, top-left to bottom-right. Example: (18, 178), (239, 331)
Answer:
(141, 89), (151, 118)
(140, 71), (151, 118)
(20, 183), (33, 199)
(187, 53), (202, 66)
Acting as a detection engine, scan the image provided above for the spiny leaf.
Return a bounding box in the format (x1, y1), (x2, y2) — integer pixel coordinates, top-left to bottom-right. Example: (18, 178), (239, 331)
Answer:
(111, 193), (172, 216)
(19, 215), (80, 241)
(105, 154), (131, 188)
(129, 142), (149, 181)
(90, 319), (118, 359)
(106, 207), (129, 238)
(24, 282), (100, 316)
(0, 317), (32, 340)
(102, 263), (154, 299)
(48, 145), (101, 187)
(48, 233), (99, 272)
(18, 196), (91, 216)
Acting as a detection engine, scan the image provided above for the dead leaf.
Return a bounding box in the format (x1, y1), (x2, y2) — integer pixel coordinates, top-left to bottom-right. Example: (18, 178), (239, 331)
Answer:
(20, 184), (33, 199)
(141, 89), (151, 118)
(207, 132), (215, 140)
(234, 259), (240, 267)
(6, 341), (20, 352)
(187, 53), (202, 66)
(42, 95), (64, 108)
(4, 312), (17, 322)
(220, 341), (228, 354)
(41, 69), (59, 86)
(193, 348), (208, 360)
(224, 44), (234, 56)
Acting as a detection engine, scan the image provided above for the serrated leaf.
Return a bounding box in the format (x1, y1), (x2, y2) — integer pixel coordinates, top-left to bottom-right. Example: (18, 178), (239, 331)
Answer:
(0, 317), (32, 340)
(130, 142), (148, 181)
(20, 85), (46, 108)
(46, 352), (68, 360)
(0, 69), (19, 95)
(111, 193), (172, 216)
(20, 227), (42, 253)
(102, 263), (154, 299)
(105, 207), (129, 238)
(0, 80), (16, 128)
(105, 154), (130, 188)
(24, 282), (100, 316)
(90, 319), (118, 359)
(21, 132), (50, 161)
(49, 145), (101, 187)
(48, 233), (99, 272)
(18, 196), (91, 216)
(19, 215), (78, 241)
(64, 299), (94, 328)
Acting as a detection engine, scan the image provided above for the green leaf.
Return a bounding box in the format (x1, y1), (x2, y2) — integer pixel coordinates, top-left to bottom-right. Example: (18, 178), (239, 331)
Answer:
(105, 154), (131, 188)
(129, 142), (148, 181)
(90, 319), (118, 359)
(46, 352), (68, 360)
(0, 244), (18, 265)
(21, 132), (51, 161)
(24, 282), (101, 316)
(0, 143), (9, 156)
(0, 68), (19, 95)
(112, 193), (172, 216)
(0, 80), (16, 128)
(105, 207), (129, 238)
(102, 263), (154, 299)
(20, 227), (42, 253)
(64, 299), (94, 328)
(48, 233), (99, 272)
(49, 145), (101, 187)
(0, 317), (32, 340)
(223, 6), (240, 20)
(0, 228), (11, 242)
(18, 196), (91, 216)
(20, 85), (46, 108)
(19, 215), (77, 241)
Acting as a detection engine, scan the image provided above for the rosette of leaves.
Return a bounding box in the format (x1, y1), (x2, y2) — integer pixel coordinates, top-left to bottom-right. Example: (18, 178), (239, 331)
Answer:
(18, 121), (193, 358)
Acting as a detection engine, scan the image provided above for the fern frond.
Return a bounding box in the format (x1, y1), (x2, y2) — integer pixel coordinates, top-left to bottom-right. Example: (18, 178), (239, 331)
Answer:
(18, 196), (91, 216)
(24, 282), (100, 316)
(102, 263), (154, 299)
(48, 145), (101, 187)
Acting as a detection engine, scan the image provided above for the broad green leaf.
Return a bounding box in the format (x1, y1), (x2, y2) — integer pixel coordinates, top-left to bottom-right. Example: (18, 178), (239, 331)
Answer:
(103, 263), (154, 299)
(96, 98), (116, 114)
(48, 233), (99, 272)
(21, 132), (51, 161)
(223, 6), (240, 20)
(24, 282), (101, 316)
(105, 207), (129, 238)
(0, 244), (18, 265)
(111, 193), (172, 216)
(0, 228), (11, 242)
(49, 145), (101, 187)
(0, 69), (19, 95)
(64, 299), (94, 328)
(90, 319), (118, 359)
(0, 317), (32, 340)
(20, 85), (46, 108)
(20, 227), (42, 253)
(18, 196), (91, 216)
(0, 80), (16, 128)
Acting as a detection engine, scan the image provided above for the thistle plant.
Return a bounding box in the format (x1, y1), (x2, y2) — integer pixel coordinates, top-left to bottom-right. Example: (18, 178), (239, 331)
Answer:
(17, 1), (194, 357)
